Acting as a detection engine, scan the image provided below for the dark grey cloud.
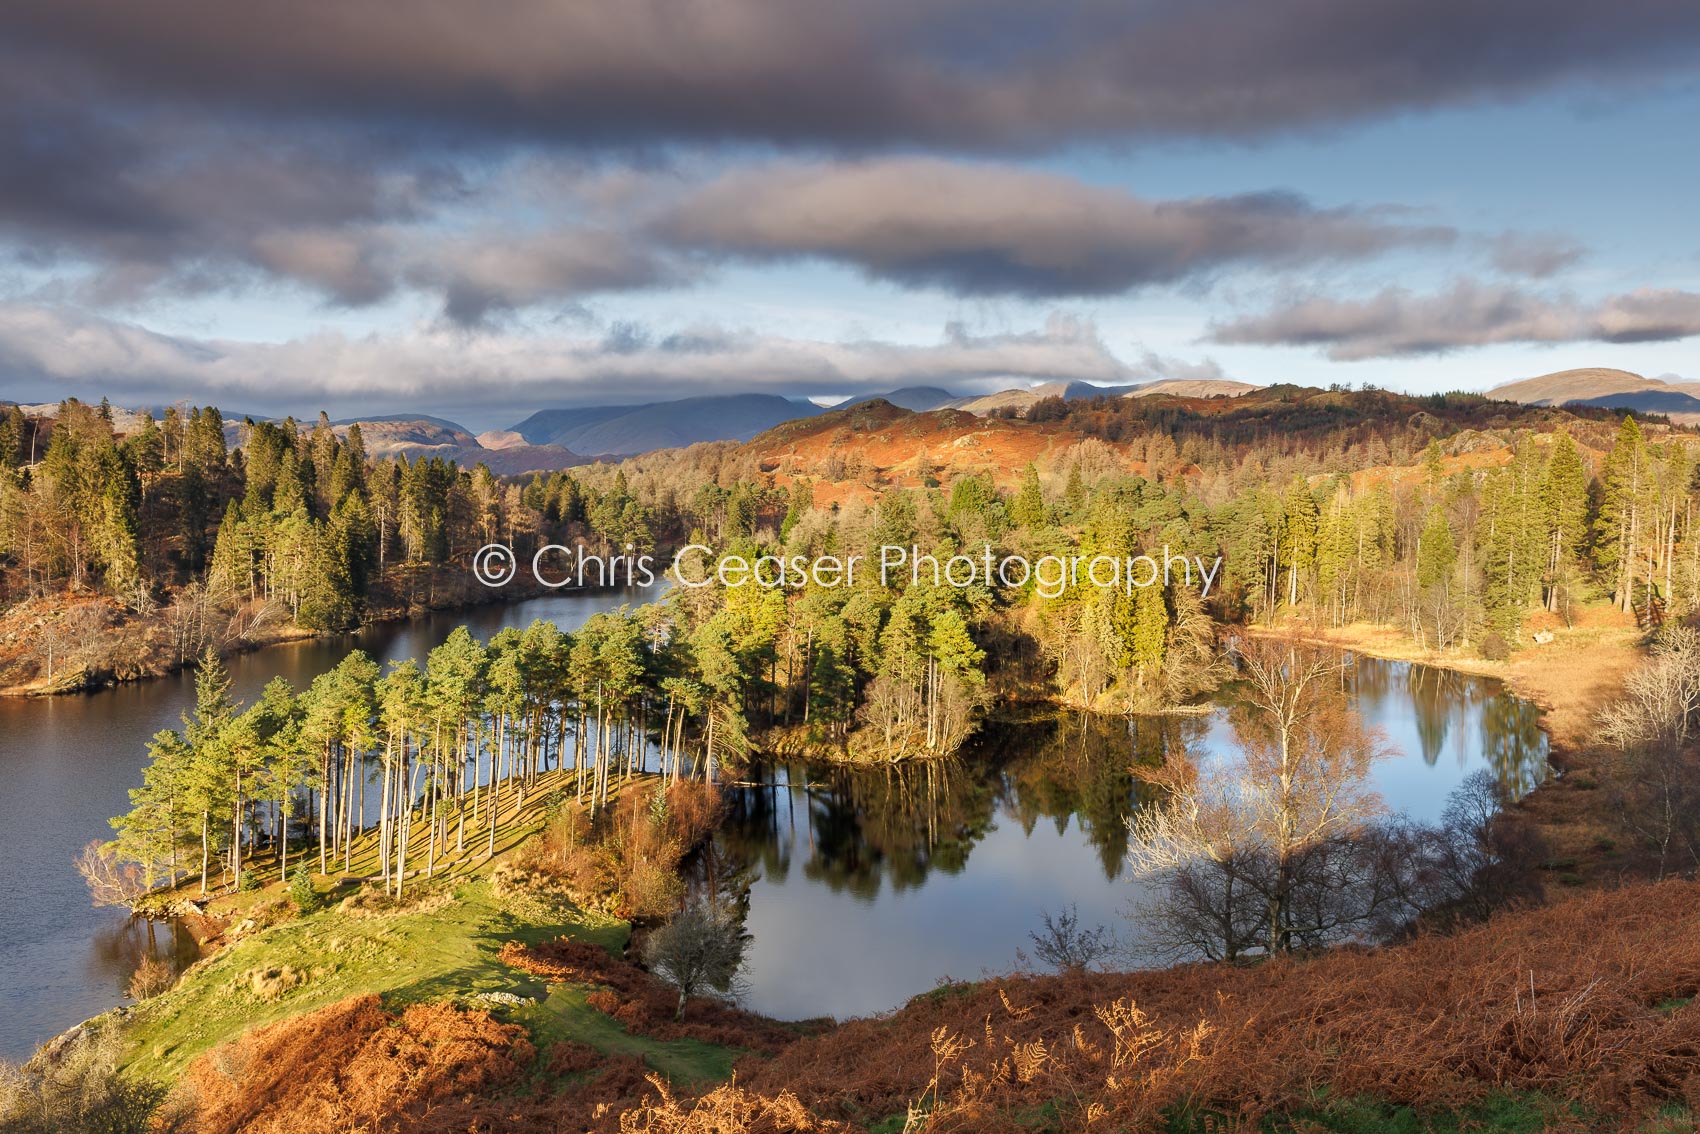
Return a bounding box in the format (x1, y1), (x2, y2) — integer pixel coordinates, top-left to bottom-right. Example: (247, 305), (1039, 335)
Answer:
(1209, 280), (1700, 359)
(4, 0), (1699, 150)
(0, 58), (459, 305)
(0, 304), (1143, 424)
(0, 139), (1463, 320)
(654, 159), (1453, 297)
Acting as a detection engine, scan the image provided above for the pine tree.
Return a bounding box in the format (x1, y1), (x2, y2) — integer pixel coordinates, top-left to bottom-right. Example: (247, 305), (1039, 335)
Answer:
(1280, 478), (1320, 608)
(1540, 431), (1589, 613)
(1010, 463), (1046, 529)
(1416, 507), (1457, 592)
(1596, 416), (1648, 611)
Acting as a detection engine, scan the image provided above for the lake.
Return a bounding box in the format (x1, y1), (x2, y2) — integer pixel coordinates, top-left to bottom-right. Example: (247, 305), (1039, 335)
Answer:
(0, 585), (660, 1062)
(718, 657), (1548, 1021)
(0, 593), (1547, 1059)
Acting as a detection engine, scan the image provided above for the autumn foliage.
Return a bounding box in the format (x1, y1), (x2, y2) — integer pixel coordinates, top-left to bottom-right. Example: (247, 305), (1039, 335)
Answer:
(181, 995), (533, 1134)
(634, 880), (1700, 1131)
(515, 780), (726, 918)
(174, 881), (1700, 1132)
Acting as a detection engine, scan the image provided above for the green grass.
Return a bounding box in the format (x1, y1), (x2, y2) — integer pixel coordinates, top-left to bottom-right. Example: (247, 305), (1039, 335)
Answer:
(119, 769), (743, 1088)
(518, 986), (738, 1084)
(122, 877), (625, 1082)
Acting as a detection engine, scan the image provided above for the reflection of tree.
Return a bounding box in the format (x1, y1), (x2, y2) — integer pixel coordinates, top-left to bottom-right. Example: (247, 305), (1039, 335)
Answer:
(718, 759), (997, 900)
(683, 837), (760, 924)
(1001, 712), (1191, 880)
(87, 915), (198, 1000)
(1479, 695), (1548, 798)
(1401, 662), (1462, 767)
(719, 710), (1199, 894)
(719, 656), (1552, 922)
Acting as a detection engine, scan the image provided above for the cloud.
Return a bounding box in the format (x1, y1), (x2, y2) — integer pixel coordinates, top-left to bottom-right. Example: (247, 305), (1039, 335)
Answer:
(1209, 280), (1700, 359)
(0, 304), (1142, 421)
(0, 141), (1461, 319)
(1130, 352), (1228, 383)
(1488, 231), (1588, 278)
(654, 159), (1453, 297)
(4, 0), (1699, 150)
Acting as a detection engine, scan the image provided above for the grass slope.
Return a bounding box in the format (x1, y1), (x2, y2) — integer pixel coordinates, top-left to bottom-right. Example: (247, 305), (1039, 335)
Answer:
(122, 770), (736, 1088)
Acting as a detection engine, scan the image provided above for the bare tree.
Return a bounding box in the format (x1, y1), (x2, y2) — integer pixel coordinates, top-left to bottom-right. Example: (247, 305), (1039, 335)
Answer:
(1598, 626), (1700, 876)
(1129, 637), (1388, 956)
(73, 841), (147, 911)
(1019, 904), (1115, 973)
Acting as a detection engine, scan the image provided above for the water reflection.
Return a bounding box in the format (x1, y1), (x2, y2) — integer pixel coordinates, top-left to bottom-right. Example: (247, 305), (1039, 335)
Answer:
(727, 654), (1548, 1021)
(0, 582), (659, 1061)
(86, 917), (201, 1002)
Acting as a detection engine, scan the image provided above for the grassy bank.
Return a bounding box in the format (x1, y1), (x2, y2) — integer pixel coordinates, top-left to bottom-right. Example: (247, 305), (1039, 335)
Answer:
(116, 768), (741, 1090)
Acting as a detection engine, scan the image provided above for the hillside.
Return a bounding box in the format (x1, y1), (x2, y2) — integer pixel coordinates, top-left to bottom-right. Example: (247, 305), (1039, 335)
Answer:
(243, 416), (584, 474)
(509, 394), (819, 456)
(152, 879), (1700, 1132)
(1125, 378), (1260, 398)
(727, 386), (1641, 507)
(744, 399), (1093, 503)
(1487, 368), (1700, 422)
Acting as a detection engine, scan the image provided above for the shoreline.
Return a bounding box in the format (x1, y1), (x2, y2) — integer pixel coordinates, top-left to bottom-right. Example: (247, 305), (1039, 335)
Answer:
(0, 576), (633, 699)
(1250, 609), (1646, 888)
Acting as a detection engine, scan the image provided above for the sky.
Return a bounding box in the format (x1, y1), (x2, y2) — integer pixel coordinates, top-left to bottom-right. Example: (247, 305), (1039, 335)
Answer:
(1, 0), (1698, 433)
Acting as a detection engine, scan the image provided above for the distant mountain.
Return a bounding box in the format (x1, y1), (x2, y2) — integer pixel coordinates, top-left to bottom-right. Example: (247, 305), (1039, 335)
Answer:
(1125, 379), (1261, 399)
(509, 393), (820, 456)
(1486, 368), (1700, 422)
(476, 430), (528, 450)
(836, 386), (961, 412)
(952, 380), (1143, 416)
(228, 415), (584, 474)
(331, 412), (473, 433)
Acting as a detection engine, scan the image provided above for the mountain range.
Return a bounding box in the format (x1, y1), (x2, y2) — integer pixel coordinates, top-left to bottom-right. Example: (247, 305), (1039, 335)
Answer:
(53, 366), (1700, 475)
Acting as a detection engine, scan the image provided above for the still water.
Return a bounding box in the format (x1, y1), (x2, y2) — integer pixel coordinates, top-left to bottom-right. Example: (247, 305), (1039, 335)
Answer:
(0, 585), (658, 1061)
(720, 657), (1548, 1021)
(0, 594), (1546, 1057)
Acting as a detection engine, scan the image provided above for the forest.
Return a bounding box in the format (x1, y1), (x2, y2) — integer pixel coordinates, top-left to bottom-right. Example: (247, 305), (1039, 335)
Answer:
(8, 390), (1700, 755)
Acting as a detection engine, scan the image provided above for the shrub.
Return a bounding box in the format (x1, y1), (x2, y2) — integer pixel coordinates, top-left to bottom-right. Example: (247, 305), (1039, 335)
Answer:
(1479, 631), (1510, 661)
(642, 906), (748, 1019)
(0, 1024), (174, 1134)
(127, 956), (176, 1001)
(288, 866), (321, 914)
(1020, 904), (1116, 974)
(521, 781), (724, 918)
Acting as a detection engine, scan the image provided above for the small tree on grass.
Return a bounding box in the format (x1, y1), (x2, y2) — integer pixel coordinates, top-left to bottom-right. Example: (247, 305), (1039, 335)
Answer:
(642, 906), (746, 1019)
(289, 865), (322, 914)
